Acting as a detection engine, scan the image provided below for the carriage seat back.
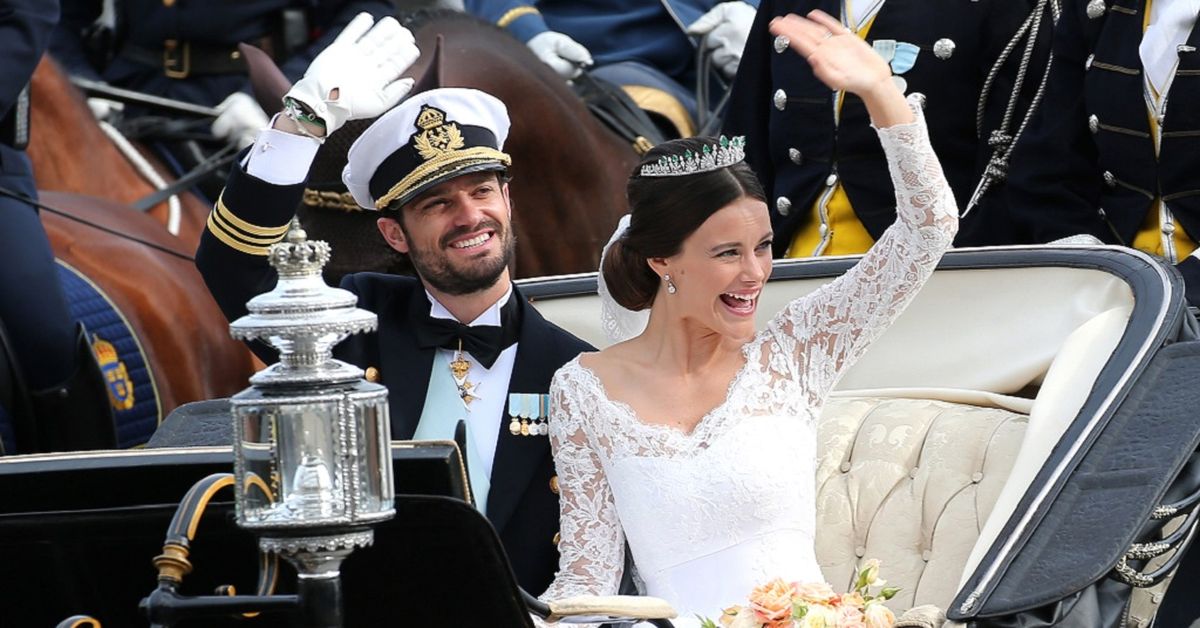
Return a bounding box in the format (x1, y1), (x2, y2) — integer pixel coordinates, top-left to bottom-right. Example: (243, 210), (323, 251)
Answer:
(814, 395), (1028, 613)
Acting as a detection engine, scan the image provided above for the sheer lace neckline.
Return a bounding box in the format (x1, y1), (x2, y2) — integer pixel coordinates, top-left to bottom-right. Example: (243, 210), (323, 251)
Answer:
(570, 341), (758, 440)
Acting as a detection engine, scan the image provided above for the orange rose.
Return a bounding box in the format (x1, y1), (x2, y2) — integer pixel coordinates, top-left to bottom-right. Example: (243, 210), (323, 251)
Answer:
(835, 601), (866, 628)
(793, 581), (838, 605)
(749, 578), (797, 624)
(863, 603), (896, 628)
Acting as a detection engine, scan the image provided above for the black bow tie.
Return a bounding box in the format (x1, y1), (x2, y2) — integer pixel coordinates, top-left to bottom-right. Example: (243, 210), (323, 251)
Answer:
(413, 294), (520, 369)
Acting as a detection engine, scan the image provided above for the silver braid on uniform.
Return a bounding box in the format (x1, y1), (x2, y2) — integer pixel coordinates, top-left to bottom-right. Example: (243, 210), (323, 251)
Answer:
(964, 0), (1062, 216)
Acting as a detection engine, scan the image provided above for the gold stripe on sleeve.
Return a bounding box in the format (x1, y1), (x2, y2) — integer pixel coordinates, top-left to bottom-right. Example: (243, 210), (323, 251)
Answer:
(497, 6), (540, 28)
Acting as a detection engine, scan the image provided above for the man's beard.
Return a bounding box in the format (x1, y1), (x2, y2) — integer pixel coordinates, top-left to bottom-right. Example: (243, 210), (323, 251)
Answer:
(404, 220), (516, 296)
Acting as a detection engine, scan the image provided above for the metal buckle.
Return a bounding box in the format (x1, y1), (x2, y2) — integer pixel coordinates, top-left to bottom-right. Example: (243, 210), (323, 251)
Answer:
(163, 39), (190, 79)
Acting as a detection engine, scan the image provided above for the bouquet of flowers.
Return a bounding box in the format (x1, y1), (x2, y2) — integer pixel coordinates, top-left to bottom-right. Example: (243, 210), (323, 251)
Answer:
(700, 559), (900, 628)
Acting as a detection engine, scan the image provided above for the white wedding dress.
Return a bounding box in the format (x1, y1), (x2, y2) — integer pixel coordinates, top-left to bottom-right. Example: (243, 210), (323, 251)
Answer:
(540, 101), (958, 627)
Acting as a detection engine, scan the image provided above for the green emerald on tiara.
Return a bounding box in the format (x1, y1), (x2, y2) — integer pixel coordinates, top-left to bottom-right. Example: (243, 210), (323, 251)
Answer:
(639, 135), (747, 178)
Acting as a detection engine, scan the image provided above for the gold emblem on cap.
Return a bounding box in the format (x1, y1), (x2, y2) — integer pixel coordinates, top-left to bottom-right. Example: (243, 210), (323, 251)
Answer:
(413, 105), (465, 161)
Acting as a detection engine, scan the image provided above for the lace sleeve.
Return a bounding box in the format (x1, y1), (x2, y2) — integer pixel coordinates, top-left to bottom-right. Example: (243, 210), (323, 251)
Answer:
(767, 98), (958, 397)
(534, 366), (625, 627)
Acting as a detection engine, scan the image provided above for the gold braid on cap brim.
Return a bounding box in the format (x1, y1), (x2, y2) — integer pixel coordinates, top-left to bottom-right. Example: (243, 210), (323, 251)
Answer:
(374, 147), (512, 210)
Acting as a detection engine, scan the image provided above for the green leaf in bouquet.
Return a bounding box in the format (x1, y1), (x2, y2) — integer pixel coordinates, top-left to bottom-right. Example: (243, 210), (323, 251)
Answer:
(697, 615), (720, 628)
(793, 600), (809, 619)
(880, 586), (901, 600)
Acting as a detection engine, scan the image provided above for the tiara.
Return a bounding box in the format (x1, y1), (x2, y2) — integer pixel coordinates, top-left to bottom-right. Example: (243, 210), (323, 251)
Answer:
(639, 135), (747, 177)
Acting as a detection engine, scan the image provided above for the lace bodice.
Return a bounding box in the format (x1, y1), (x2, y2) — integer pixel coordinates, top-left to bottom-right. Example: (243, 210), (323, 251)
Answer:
(539, 103), (957, 626)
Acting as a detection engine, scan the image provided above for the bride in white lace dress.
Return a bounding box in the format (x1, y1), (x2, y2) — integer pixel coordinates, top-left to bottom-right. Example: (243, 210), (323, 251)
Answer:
(538, 11), (959, 626)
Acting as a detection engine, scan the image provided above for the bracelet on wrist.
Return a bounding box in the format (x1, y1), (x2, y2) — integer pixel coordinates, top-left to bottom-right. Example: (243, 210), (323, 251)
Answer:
(282, 97), (328, 143)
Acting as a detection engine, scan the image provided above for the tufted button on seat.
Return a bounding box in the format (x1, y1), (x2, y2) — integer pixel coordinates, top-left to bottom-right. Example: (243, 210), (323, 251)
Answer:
(839, 461), (852, 473)
(922, 550), (933, 562)
(909, 467), (919, 479)
(855, 546), (866, 558)
(971, 472), (984, 483)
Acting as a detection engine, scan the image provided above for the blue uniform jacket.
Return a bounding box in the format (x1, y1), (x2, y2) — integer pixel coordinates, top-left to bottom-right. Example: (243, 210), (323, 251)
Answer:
(194, 157), (593, 595)
(465, 0), (759, 87)
(48, 0), (392, 107)
(1005, 0), (1200, 248)
(723, 0), (1040, 254)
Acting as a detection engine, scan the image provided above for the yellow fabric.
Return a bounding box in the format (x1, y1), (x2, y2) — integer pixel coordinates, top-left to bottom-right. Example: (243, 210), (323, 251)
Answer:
(621, 85), (696, 138)
(787, 14), (878, 258)
(496, 6), (539, 28)
(787, 183), (876, 256)
(1131, 0), (1197, 259)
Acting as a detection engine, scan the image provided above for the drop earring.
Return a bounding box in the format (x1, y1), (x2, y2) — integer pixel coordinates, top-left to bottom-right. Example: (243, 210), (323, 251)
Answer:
(664, 274), (677, 295)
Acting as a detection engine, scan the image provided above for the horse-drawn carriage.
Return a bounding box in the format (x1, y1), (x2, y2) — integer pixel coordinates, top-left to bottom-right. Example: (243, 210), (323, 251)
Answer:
(1, 243), (1198, 627)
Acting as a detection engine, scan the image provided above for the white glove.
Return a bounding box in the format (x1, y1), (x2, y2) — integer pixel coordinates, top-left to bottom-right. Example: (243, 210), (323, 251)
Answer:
(86, 97), (123, 122)
(211, 92), (270, 149)
(284, 12), (420, 136)
(686, 1), (757, 79)
(527, 31), (593, 79)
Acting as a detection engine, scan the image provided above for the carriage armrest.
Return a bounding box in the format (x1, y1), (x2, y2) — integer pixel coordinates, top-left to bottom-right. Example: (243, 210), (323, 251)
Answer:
(896, 604), (947, 627)
(544, 595), (677, 623)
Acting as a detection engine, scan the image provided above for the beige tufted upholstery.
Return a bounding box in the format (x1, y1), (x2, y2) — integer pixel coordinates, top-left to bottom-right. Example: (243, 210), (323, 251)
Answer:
(814, 396), (1028, 613)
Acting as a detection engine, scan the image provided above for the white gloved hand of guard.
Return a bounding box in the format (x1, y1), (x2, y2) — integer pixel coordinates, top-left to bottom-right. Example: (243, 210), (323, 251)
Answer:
(284, 12), (420, 136)
(86, 96), (123, 122)
(527, 31), (593, 79)
(211, 92), (270, 149)
(686, 1), (757, 79)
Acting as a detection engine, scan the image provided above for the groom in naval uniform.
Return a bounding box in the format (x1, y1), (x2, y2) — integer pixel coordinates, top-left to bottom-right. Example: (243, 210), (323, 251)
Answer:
(194, 15), (591, 595)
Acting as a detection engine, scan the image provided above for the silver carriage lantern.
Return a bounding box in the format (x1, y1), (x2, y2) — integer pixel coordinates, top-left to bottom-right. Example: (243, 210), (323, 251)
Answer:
(228, 220), (393, 574)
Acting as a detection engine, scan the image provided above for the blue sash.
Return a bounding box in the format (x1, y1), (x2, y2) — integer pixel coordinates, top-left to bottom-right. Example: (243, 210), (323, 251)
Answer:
(413, 352), (492, 515)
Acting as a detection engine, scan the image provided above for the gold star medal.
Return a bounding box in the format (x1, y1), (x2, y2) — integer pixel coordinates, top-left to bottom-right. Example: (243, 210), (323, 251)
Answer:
(450, 340), (481, 409)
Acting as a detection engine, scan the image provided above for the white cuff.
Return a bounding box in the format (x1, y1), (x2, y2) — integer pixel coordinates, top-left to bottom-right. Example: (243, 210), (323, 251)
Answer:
(241, 116), (322, 186)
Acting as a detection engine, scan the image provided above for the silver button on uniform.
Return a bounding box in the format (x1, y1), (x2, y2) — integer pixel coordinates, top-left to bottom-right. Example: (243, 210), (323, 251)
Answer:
(788, 148), (803, 165)
(773, 89), (788, 111)
(773, 35), (790, 54)
(1164, 222), (1176, 235)
(776, 196), (792, 216)
(825, 173), (838, 187)
(1086, 0), (1106, 19)
(1088, 114), (1099, 134)
(1103, 171), (1116, 187)
(933, 38), (956, 60)
(1085, 53), (1095, 70)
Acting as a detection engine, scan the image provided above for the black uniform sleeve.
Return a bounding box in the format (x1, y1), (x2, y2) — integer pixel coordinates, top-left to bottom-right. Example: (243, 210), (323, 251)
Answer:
(194, 151), (307, 363)
(1, 0), (61, 117)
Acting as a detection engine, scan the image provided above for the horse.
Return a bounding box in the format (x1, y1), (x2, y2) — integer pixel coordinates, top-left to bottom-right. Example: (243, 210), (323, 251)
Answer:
(290, 10), (643, 281)
(23, 57), (257, 434)
(36, 190), (258, 436)
(26, 57), (213, 249)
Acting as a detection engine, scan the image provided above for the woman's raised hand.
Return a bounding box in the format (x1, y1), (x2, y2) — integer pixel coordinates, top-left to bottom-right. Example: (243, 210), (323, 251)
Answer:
(769, 10), (913, 127)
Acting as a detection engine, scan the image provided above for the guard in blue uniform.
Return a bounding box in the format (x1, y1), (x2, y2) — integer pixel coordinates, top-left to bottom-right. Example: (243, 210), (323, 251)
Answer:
(724, 0), (1042, 258)
(193, 16), (591, 595)
(465, 0), (758, 137)
(1004, 0), (1200, 304)
(0, 0), (116, 454)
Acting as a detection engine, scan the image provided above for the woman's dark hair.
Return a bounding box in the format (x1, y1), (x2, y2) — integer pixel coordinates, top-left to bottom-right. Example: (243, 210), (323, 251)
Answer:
(602, 137), (767, 311)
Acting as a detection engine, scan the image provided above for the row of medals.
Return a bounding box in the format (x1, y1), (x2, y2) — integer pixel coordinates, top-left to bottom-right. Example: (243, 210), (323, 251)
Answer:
(451, 351), (546, 436)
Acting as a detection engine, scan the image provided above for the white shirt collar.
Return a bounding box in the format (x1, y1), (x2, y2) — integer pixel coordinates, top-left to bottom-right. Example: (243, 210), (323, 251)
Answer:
(426, 284), (514, 327)
(1141, 0), (1199, 101)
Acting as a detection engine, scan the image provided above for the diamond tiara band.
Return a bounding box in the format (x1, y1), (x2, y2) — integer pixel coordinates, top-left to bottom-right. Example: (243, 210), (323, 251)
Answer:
(639, 135), (747, 178)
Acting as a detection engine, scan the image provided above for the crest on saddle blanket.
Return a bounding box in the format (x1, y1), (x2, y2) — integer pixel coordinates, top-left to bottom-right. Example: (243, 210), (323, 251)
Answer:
(57, 261), (161, 448)
(92, 336), (134, 412)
